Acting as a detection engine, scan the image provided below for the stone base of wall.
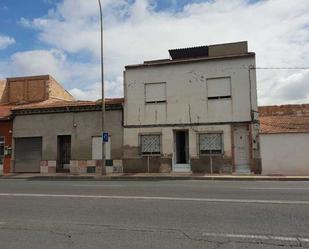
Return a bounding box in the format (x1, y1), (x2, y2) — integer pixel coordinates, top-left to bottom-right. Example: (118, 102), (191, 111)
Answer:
(40, 160), (56, 174)
(190, 156), (233, 174)
(69, 160), (123, 174)
(123, 157), (172, 173)
(251, 158), (262, 174)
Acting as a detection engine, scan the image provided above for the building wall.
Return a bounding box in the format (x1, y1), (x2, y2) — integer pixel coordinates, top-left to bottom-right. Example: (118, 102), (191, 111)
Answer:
(260, 133), (309, 175)
(0, 75), (74, 104)
(124, 56), (257, 126)
(6, 77), (48, 103)
(123, 124), (233, 173)
(123, 55), (259, 174)
(13, 110), (123, 164)
(0, 120), (12, 174)
(48, 76), (75, 101)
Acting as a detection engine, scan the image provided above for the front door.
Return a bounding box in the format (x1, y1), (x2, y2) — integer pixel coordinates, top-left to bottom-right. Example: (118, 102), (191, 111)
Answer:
(233, 125), (250, 174)
(0, 137), (4, 174)
(173, 130), (190, 172)
(57, 135), (71, 172)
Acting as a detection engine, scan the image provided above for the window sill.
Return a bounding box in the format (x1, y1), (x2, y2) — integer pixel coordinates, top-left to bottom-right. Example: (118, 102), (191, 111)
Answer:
(145, 101), (166, 104)
(199, 154), (224, 157)
(141, 154), (162, 157)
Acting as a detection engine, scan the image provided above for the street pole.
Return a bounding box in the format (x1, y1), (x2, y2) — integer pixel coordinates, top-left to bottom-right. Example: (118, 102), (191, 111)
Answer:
(98, 0), (106, 175)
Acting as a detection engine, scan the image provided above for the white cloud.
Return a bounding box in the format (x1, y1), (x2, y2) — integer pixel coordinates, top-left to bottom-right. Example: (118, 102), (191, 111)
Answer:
(14, 0), (309, 104)
(69, 76), (123, 101)
(0, 35), (15, 49)
(10, 49), (69, 82)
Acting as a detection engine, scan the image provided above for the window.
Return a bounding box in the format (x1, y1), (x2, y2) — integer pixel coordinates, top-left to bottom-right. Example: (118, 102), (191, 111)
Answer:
(199, 133), (223, 155)
(0, 137), (4, 165)
(140, 134), (161, 155)
(145, 82), (166, 103)
(207, 77), (231, 100)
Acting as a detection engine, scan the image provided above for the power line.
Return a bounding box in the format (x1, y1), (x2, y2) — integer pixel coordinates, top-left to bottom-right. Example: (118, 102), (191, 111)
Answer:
(253, 67), (309, 70)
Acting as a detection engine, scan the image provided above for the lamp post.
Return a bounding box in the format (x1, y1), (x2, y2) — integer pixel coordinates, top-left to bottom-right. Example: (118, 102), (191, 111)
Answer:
(98, 0), (106, 175)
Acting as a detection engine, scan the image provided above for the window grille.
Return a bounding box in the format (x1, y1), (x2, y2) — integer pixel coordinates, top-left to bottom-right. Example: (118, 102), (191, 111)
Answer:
(199, 133), (223, 155)
(140, 134), (161, 154)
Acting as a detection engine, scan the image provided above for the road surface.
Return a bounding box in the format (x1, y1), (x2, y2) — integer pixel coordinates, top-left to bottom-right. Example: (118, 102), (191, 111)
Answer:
(0, 179), (308, 248)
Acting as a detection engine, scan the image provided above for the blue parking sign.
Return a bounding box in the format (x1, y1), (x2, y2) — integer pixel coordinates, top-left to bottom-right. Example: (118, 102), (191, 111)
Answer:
(102, 132), (109, 142)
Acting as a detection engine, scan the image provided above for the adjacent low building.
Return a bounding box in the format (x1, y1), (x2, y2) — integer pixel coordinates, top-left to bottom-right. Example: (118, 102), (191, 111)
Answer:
(123, 41), (261, 174)
(259, 104), (309, 175)
(0, 75), (74, 174)
(11, 99), (124, 174)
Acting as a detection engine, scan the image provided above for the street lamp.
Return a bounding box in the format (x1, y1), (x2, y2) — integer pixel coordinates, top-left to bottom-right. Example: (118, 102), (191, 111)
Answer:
(98, 0), (106, 175)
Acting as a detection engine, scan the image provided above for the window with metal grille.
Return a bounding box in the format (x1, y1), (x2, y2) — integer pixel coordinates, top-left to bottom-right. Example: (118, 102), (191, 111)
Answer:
(199, 133), (223, 155)
(140, 134), (161, 155)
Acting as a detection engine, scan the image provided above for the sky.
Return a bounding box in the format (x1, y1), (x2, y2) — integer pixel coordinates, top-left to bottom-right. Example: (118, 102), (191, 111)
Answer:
(0, 0), (308, 105)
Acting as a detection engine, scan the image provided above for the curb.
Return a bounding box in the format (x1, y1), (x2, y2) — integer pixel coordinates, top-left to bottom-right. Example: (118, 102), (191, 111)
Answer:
(1, 175), (309, 181)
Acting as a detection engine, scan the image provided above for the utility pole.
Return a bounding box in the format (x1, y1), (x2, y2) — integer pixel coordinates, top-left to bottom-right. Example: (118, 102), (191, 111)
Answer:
(98, 0), (106, 175)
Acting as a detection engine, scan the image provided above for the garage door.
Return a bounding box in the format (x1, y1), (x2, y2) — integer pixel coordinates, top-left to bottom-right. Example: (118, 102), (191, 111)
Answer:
(14, 137), (42, 173)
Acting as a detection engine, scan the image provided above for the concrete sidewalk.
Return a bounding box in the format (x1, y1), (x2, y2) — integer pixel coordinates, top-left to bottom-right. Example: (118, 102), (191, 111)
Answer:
(1, 173), (309, 181)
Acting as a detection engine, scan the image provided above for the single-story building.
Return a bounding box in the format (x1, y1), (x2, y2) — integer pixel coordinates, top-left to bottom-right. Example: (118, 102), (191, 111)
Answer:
(11, 98), (124, 174)
(0, 75), (74, 174)
(259, 104), (309, 175)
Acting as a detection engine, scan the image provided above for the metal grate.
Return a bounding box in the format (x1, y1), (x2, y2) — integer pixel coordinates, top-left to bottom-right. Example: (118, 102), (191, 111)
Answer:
(140, 135), (160, 154)
(199, 133), (222, 155)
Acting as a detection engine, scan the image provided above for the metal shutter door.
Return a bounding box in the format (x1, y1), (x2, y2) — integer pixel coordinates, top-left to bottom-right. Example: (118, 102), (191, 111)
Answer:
(14, 137), (42, 173)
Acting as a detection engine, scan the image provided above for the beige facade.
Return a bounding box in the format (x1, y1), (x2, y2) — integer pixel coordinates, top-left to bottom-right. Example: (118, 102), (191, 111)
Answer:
(123, 41), (260, 174)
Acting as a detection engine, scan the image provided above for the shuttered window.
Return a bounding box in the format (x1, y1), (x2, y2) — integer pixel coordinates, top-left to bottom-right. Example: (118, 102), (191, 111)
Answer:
(140, 134), (161, 155)
(207, 77), (231, 100)
(145, 83), (166, 103)
(199, 133), (223, 155)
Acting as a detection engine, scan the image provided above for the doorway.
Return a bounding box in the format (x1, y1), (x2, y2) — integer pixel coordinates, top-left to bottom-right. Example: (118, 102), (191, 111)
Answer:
(173, 130), (190, 172)
(233, 125), (250, 174)
(57, 135), (71, 172)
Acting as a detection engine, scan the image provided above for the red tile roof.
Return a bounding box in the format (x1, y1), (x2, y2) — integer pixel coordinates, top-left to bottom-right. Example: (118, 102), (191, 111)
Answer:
(11, 98), (124, 111)
(259, 104), (309, 134)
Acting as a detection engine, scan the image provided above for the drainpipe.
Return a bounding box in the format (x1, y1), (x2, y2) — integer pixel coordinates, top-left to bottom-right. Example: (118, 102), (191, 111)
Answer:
(248, 66), (253, 122)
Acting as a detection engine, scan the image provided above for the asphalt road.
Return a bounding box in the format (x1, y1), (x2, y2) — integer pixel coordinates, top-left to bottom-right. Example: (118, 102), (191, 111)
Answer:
(0, 179), (309, 249)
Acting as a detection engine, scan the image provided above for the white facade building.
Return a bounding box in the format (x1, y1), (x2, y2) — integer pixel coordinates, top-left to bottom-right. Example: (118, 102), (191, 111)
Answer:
(123, 41), (260, 174)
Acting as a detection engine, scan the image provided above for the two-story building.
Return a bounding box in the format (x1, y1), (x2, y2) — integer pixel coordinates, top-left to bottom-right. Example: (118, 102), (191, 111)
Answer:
(123, 41), (260, 174)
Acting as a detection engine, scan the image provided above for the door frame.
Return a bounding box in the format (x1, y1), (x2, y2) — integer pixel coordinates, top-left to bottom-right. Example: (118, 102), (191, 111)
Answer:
(172, 129), (191, 172)
(232, 124), (251, 173)
(57, 135), (71, 172)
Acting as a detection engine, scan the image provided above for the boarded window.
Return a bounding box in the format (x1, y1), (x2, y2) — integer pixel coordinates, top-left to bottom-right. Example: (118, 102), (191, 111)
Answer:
(145, 83), (166, 103)
(140, 134), (161, 154)
(207, 77), (231, 100)
(199, 133), (223, 155)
